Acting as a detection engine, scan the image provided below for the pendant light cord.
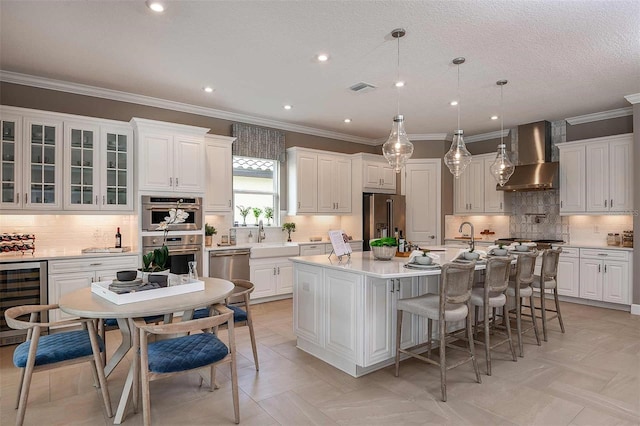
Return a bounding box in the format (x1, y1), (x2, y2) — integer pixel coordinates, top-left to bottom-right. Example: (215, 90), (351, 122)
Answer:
(500, 83), (504, 145)
(456, 63), (461, 131)
(396, 35), (401, 116)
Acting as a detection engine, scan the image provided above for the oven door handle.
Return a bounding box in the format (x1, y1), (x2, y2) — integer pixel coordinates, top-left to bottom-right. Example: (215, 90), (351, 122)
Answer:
(167, 248), (201, 254)
(145, 206), (200, 211)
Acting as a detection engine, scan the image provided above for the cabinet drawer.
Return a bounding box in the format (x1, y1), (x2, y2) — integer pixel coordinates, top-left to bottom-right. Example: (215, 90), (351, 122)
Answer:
(300, 245), (325, 256)
(580, 249), (629, 261)
(49, 255), (138, 274)
(559, 247), (579, 258)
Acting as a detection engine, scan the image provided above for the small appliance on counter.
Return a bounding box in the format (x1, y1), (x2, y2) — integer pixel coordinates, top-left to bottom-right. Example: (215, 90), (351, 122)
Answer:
(606, 233), (621, 246)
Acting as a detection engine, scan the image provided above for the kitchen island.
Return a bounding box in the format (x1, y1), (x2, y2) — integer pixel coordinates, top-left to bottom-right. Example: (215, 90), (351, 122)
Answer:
(290, 248), (485, 377)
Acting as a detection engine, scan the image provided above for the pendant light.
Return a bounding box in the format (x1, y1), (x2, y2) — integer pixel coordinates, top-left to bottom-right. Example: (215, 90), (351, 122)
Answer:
(382, 28), (413, 173)
(444, 57), (472, 178)
(490, 80), (515, 186)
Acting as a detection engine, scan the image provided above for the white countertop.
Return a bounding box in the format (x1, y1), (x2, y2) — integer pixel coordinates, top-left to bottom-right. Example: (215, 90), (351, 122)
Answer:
(0, 249), (140, 263)
(205, 240), (363, 252)
(290, 247), (483, 279)
(562, 243), (633, 251)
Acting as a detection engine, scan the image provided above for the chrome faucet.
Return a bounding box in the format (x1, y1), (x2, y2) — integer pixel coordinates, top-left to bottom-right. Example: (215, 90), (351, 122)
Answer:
(459, 221), (475, 252)
(257, 220), (266, 243)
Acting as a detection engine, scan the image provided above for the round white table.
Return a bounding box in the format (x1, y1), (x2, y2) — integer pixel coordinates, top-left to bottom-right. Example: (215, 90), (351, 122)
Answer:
(59, 277), (234, 424)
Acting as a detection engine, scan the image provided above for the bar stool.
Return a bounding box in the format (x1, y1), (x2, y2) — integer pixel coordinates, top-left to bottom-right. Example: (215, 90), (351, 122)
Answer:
(394, 261), (481, 402)
(506, 251), (541, 356)
(470, 256), (517, 375)
(532, 247), (565, 341)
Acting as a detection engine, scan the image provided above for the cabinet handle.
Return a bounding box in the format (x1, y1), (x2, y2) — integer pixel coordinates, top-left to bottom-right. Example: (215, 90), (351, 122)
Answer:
(228, 200), (231, 207)
(95, 195), (98, 204)
(273, 267), (276, 275)
(598, 264), (601, 273)
(103, 195), (105, 205)
(25, 193), (28, 204)
(277, 266), (280, 274)
(610, 199), (613, 208)
(560, 200), (563, 208)
(390, 280), (394, 293)
(604, 264), (607, 273)
(169, 177), (173, 186)
(500, 202), (502, 210)
(176, 178), (179, 186)
(604, 199), (607, 207)
(298, 202), (301, 209)
(336, 202), (338, 209)
(16, 193), (19, 204)
(396, 279), (400, 292)
(89, 263), (102, 266)
(597, 253), (608, 256)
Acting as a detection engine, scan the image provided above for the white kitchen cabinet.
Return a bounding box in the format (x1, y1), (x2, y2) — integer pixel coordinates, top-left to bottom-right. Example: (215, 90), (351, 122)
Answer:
(558, 143), (586, 213)
(63, 120), (133, 211)
(453, 157), (484, 214)
(579, 249), (630, 305)
(403, 160), (440, 246)
(204, 135), (235, 212)
(556, 247), (580, 297)
(288, 147), (351, 215)
(482, 154), (511, 213)
(324, 268), (362, 363)
(362, 156), (396, 193)
(300, 244), (325, 256)
(132, 118), (209, 194)
(585, 135), (633, 213)
(293, 263), (324, 345)
(0, 113), (23, 208)
(48, 254), (139, 323)
(317, 154), (351, 213)
(250, 257), (294, 299)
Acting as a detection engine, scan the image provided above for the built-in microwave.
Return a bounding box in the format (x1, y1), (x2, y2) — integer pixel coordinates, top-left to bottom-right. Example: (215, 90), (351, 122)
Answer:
(141, 196), (203, 232)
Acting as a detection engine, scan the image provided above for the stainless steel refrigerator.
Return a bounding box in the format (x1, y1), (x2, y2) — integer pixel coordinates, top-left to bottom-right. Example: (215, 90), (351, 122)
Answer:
(363, 193), (406, 251)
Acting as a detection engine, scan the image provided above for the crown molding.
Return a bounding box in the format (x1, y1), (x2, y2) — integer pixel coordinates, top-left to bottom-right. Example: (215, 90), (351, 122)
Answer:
(0, 70), (379, 146)
(463, 129), (510, 143)
(624, 93), (640, 105)
(565, 107), (633, 125)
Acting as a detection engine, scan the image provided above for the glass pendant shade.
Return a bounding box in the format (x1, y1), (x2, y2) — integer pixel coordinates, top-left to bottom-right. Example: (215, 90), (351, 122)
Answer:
(443, 130), (472, 178)
(382, 115), (414, 173)
(490, 144), (515, 186)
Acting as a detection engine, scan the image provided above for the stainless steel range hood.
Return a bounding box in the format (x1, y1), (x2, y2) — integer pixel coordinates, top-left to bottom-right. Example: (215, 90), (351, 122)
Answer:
(498, 120), (558, 192)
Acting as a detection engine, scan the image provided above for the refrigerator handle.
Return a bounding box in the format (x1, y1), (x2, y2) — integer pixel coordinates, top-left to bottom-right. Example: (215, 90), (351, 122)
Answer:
(386, 198), (394, 237)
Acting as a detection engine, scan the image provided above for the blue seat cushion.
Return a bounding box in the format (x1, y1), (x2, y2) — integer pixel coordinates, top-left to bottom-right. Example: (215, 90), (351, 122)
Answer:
(104, 316), (164, 328)
(146, 333), (228, 373)
(192, 305), (247, 322)
(13, 330), (104, 368)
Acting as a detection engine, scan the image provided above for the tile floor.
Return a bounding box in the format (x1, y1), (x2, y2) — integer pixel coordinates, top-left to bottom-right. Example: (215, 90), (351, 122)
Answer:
(1, 300), (639, 425)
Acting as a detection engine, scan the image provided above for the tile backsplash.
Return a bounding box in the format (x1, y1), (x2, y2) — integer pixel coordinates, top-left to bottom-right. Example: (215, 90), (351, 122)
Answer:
(509, 190), (570, 241)
(568, 215), (633, 246)
(445, 215), (510, 240)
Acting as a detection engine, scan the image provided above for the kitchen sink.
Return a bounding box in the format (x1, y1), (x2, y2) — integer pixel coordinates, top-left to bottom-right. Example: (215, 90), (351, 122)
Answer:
(248, 242), (300, 259)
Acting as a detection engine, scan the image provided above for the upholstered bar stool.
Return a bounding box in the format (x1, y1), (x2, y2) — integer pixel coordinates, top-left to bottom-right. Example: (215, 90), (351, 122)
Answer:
(506, 251), (541, 357)
(532, 247), (565, 341)
(394, 261), (481, 402)
(470, 256), (517, 375)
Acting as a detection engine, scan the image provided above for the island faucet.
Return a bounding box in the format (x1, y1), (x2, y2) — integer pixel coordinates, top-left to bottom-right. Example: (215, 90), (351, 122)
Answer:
(257, 220), (266, 243)
(459, 221), (475, 252)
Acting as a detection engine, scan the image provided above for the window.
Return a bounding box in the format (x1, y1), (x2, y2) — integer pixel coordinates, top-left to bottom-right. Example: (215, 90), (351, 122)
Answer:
(233, 156), (279, 226)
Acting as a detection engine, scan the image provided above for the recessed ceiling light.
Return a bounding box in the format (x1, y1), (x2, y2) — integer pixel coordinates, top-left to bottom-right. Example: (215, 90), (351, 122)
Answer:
(146, 1), (165, 12)
(344, 118), (352, 123)
(284, 105), (292, 110)
(491, 115), (499, 120)
(203, 87), (214, 93)
(317, 54), (329, 62)
(395, 81), (405, 88)
(450, 101), (458, 106)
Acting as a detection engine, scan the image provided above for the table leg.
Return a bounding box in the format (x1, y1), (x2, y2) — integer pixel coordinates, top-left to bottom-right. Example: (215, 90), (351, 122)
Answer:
(105, 318), (132, 377)
(113, 362), (135, 424)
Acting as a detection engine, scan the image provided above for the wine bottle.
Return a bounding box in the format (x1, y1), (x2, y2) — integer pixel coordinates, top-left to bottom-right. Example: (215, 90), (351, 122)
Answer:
(115, 227), (122, 248)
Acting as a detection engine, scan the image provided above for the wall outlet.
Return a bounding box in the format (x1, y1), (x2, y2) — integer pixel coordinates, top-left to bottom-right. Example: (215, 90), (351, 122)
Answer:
(594, 225), (599, 233)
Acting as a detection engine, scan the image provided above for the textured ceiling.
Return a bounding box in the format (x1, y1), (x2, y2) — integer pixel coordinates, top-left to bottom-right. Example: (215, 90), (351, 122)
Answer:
(1, 0), (639, 143)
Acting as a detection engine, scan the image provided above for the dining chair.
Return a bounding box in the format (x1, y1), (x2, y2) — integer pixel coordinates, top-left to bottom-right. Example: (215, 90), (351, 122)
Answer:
(506, 251), (541, 356)
(395, 260), (481, 402)
(133, 304), (239, 426)
(470, 256), (517, 375)
(5, 304), (112, 426)
(532, 247), (565, 341)
(193, 279), (259, 371)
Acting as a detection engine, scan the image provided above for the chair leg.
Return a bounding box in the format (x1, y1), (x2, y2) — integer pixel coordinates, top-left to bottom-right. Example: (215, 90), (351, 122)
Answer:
(467, 303), (481, 385)
(427, 318), (433, 359)
(98, 320), (107, 366)
(209, 365), (219, 391)
(439, 318), (447, 402)
(16, 331), (41, 426)
(247, 318), (259, 372)
(87, 324), (113, 418)
(394, 309), (403, 377)
(228, 322), (240, 424)
(15, 368), (25, 409)
(132, 322), (140, 414)
(540, 289), (548, 342)
(473, 305), (479, 339)
(554, 288), (565, 333)
(504, 305), (517, 362)
(515, 297), (524, 357)
(529, 295), (541, 346)
(484, 303), (491, 376)
(140, 337), (152, 426)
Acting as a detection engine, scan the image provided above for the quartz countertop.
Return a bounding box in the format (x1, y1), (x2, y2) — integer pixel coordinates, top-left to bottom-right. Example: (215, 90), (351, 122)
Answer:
(0, 249), (140, 263)
(205, 240), (363, 252)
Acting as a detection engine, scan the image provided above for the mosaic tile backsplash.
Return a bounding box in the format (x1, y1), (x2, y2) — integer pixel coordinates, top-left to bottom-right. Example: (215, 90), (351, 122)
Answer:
(509, 190), (570, 241)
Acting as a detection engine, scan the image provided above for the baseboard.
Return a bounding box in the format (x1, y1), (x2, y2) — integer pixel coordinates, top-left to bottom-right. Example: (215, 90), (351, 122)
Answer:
(631, 304), (640, 316)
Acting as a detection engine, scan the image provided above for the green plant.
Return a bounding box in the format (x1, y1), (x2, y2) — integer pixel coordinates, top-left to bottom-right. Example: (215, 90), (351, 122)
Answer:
(421, 249), (430, 256)
(369, 237), (398, 247)
(498, 243), (505, 249)
(264, 206), (274, 225)
(205, 223), (217, 236)
(282, 222), (296, 241)
(142, 199), (188, 272)
(237, 205), (251, 226)
(252, 207), (263, 224)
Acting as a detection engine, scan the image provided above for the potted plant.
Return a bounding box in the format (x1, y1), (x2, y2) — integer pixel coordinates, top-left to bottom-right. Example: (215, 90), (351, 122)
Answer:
(204, 223), (217, 247)
(237, 205), (250, 226)
(263, 206), (274, 226)
(252, 207), (263, 226)
(282, 222), (296, 242)
(369, 237), (398, 260)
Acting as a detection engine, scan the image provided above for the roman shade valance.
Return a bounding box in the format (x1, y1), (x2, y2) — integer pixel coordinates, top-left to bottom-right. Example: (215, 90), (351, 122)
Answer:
(231, 123), (285, 161)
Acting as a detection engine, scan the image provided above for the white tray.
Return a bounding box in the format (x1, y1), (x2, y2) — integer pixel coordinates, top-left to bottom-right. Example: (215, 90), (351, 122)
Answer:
(91, 279), (204, 305)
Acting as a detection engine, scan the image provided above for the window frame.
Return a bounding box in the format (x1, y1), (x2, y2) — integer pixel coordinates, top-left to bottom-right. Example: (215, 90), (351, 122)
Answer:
(232, 156), (280, 226)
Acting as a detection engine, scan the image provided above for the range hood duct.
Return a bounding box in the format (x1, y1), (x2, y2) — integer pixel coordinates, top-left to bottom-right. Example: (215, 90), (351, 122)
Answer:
(497, 120), (558, 192)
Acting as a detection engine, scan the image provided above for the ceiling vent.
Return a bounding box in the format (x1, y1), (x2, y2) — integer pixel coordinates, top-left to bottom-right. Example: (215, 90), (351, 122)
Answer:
(349, 82), (376, 93)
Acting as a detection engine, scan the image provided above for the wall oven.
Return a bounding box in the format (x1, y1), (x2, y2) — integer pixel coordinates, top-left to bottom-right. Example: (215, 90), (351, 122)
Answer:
(141, 196), (203, 232)
(0, 261), (48, 346)
(142, 234), (202, 275)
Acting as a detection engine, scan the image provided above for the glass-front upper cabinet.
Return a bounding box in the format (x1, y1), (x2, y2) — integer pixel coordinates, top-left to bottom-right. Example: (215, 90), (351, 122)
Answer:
(101, 125), (133, 211)
(0, 114), (22, 208)
(64, 121), (99, 210)
(24, 116), (63, 210)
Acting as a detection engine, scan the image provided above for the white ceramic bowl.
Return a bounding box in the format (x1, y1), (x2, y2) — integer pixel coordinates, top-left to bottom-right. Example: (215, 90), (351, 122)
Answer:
(414, 256), (433, 265)
(462, 251), (481, 260)
(371, 246), (396, 260)
(491, 249), (508, 256)
(515, 245), (530, 252)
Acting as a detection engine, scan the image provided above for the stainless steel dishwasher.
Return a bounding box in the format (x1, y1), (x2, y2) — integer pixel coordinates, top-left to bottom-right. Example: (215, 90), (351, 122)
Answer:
(208, 249), (251, 281)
